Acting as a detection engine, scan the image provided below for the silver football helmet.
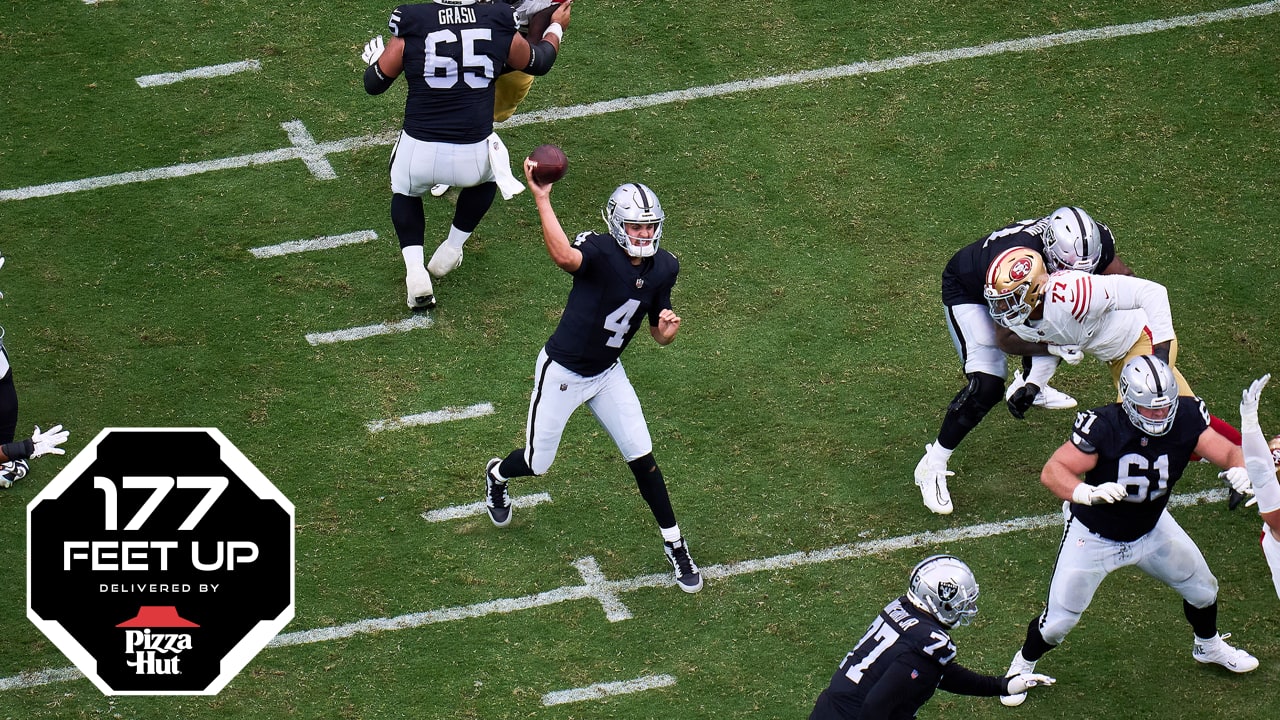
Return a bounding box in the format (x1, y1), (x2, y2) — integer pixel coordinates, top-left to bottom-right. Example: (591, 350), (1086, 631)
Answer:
(1042, 206), (1102, 273)
(1118, 355), (1180, 436)
(603, 183), (664, 258)
(907, 554), (980, 628)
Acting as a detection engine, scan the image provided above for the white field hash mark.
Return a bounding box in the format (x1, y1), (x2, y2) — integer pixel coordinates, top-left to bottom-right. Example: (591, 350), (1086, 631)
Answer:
(249, 230), (377, 259)
(542, 674), (677, 706)
(136, 60), (262, 88)
(2, 1), (1277, 202)
(304, 315), (433, 346)
(421, 491), (552, 522)
(368, 402), (496, 433)
(0, 488), (1232, 692)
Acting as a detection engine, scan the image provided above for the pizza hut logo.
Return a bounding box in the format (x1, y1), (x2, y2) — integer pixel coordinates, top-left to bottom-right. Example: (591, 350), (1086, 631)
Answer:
(118, 606), (199, 676)
(1008, 257), (1034, 281)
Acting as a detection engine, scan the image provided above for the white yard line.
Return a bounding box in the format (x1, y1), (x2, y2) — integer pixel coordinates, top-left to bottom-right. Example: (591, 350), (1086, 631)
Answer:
(3, 2), (1276, 203)
(367, 402), (495, 433)
(304, 315), (433, 346)
(136, 60), (261, 88)
(421, 491), (553, 523)
(542, 674), (677, 706)
(249, 230), (378, 259)
(0, 488), (1232, 692)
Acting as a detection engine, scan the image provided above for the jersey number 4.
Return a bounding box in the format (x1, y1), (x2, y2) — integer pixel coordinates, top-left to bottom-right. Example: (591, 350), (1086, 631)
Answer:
(423, 28), (495, 89)
(603, 299), (640, 348)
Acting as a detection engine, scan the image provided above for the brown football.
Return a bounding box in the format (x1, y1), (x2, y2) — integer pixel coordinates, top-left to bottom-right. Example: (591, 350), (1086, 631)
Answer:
(528, 144), (568, 184)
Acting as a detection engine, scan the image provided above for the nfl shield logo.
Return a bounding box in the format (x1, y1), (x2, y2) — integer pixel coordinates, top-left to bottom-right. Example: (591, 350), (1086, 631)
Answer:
(635, 278), (644, 289)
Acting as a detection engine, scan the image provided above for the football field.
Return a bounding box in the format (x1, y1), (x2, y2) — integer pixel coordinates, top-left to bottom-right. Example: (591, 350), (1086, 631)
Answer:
(2, 1), (1279, 718)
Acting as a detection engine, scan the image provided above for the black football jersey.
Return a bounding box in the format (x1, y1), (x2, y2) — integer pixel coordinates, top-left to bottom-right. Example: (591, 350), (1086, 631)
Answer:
(388, 2), (519, 143)
(1069, 397), (1209, 542)
(544, 232), (678, 377)
(811, 597), (956, 720)
(940, 217), (1116, 306)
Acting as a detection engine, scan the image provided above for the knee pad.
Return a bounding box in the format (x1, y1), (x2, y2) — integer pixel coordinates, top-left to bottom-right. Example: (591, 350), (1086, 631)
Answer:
(947, 372), (1003, 432)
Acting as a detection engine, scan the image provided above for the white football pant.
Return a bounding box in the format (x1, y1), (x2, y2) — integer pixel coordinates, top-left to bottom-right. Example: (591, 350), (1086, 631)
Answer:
(1037, 506), (1218, 645)
(521, 347), (653, 475)
(390, 131), (494, 197)
(1262, 526), (1280, 600)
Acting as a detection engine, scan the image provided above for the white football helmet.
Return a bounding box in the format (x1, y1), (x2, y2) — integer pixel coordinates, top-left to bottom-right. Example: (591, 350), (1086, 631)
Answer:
(983, 247), (1048, 328)
(603, 183), (664, 258)
(1118, 355), (1180, 436)
(907, 554), (980, 628)
(1043, 206), (1102, 273)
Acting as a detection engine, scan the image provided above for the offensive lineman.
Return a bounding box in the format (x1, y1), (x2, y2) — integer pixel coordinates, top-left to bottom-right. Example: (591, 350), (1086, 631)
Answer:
(914, 207), (1131, 514)
(1001, 356), (1256, 707)
(361, 0), (573, 310)
(809, 555), (1055, 719)
(481, 159), (703, 593)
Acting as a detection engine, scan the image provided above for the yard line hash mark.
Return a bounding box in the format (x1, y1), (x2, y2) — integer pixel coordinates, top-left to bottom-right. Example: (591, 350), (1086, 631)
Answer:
(421, 491), (553, 523)
(135, 60), (262, 88)
(3, 1), (1276, 202)
(305, 315), (433, 346)
(367, 402), (496, 433)
(249, 230), (377, 258)
(0, 488), (1232, 692)
(542, 674), (676, 706)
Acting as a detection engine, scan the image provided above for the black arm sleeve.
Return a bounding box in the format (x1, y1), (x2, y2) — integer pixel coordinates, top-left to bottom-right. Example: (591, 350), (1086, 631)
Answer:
(363, 62), (396, 95)
(524, 39), (558, 76)
(937, 663), (1008, 697)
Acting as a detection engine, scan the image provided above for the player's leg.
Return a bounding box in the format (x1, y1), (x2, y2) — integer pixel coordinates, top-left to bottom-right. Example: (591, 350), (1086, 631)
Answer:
(427, 140), (497, 280)
(485, 349), (582, 526)
(1004, 515), (1108, 705)
(914, 304), (1005, 514)
(0, 350), (25, 489)
(589, 363), (702, 593)
(389, 132), (436, 309)
(1262, 526), (1280, 601)
(1138, 511), (1258, 672)
(493, 71), (535, 123)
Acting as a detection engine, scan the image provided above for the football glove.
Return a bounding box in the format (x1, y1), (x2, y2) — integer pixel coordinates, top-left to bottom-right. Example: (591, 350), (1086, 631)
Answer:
(1006, 672), (1056, 695)
(1072, 481), (1127, 505)
(1047, 344), (1084, 365)
(1239, 373), (1270, 431)
(1007, 383), (1041, 420)
(362, 35), (385, 66)
(1218, 467), (1254, 497)
(31, 424), (68, 458)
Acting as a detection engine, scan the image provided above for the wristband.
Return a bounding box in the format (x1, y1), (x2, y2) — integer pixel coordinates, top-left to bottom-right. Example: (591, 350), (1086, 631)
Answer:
(1, 439), (34, 461)
(544, 22), (564, 42)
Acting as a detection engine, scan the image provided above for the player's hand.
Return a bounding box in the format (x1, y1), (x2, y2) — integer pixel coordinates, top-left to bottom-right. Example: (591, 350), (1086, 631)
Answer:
(362, 35), (385, 65)
(1006, 673), (1056, 695)
(551, 0), (573, 30)
(1218, 467), (1254, 497)
(1047, 344), (1083, 365)
(522, 158), (552, 198)
(1072, 481), (1127, 505)
(1007, 383), (1040, 420)
(1240, 373), (1270, 426)
(31, 424), (69, 458)
(657, 308), (681, 337)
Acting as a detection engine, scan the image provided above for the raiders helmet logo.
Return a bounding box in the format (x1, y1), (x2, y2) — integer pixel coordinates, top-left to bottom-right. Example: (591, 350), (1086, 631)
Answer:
(635, 278), (645, 289)
(936, 580), (958, 602)
(1008, 257), (1034, 281)
(560, 383), (568, 391)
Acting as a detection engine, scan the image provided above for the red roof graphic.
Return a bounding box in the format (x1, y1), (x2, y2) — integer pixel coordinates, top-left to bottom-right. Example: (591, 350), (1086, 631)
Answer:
(115, 606), (200, 628)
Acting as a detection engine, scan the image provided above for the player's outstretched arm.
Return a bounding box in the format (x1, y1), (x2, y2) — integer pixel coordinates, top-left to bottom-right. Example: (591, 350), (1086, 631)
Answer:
(523, 159), (580, 272)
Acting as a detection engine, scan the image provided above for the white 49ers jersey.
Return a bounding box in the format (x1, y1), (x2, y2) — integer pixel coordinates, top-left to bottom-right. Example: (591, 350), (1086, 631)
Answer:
(1009, 270), (1176, 362)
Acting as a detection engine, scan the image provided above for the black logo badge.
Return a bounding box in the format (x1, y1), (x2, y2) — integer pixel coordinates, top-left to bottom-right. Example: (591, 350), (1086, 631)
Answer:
(27, 428), (294, 695)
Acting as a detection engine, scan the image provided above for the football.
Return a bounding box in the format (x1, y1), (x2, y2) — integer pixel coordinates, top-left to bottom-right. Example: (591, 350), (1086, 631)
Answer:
(527, 144), (568, 184)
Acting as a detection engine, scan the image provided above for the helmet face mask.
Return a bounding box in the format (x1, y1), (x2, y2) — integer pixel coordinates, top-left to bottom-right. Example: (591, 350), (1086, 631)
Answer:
(906, 554), (980, 628)
(603, 183), (664, 258)
(983, 247), (1048, 328)
(1043, 206), (1102, 273)
(1119, 355), (1180, 436)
